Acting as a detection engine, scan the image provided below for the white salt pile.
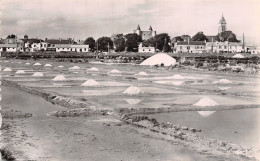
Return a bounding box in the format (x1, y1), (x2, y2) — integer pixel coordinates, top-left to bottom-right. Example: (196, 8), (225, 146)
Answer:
(58, 65), (64, 68)
(123, 86), (143, 95)
(33, 62), (41, 66)
(135, 71), (149, 76)
(18, 62), (22, 64)
(69, 66), (80, 70)
(193, 97), (219, 107)
(124, 99), (143, 105)
(15, 70), (25, 74)
(172, 81), (184, 86)
(4, 61), (9, 62)
(3, 68), (12, 72)
(232, 54), (244, 58)
(218, 87), (231, 90)
(109, 69), (121, 74)
(197, 111), (215, 117)
(168, 74), (184, 79)
(81, 79), (100, 87)
(88, 67), (99, 72)
(32, 72), (44, 77)
(140, 53), (176, 66)
(44, 64), (52, 67)
(52, 75), (67, 81)
(25, 62), (30, 65)
(213, 79), (232, 84)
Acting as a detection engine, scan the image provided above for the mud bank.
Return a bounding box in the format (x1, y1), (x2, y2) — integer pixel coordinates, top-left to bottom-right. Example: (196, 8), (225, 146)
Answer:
(115, 104), (260, 115)
(118, 114), (260, 160)
(1, 79), (108, 115)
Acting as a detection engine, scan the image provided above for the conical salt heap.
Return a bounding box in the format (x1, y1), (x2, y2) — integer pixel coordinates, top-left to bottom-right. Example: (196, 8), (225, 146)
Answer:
(193, 97), (219, 107)
(69, 66), (80, 70)
(44, 64), (52, 67)
(25, 62), (30, 65)
(33, 62), (41, 66)
(3, 68), (12, 72)
(135, 71), (149, 76)
(32, 72), (44, 77)
(88, 67), (99, 72)
(109, 69), (121, 74)
(140, 53), (176, 66)
(15, 70), (25, 74)
(52, 75), (67, 81)
(58, 65), (64, 68)
(81, 79), (99, 87)
(168, 74), (184, 79)
(213, 79), (232, 84)
(123, 86), (143, 95)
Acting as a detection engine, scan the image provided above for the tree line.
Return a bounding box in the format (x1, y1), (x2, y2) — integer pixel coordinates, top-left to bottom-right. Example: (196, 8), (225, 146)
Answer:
(84, 30), (240, 53)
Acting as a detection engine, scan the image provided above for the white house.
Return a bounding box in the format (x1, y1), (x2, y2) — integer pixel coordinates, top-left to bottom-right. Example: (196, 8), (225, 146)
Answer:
(21, 38), (48, 52)
(174, 41), (206, 53)
(55, 44), (89, 52)
(0, 44), (20, 52)
(138, 43), (155, 53)
(206, 41), (243, 53)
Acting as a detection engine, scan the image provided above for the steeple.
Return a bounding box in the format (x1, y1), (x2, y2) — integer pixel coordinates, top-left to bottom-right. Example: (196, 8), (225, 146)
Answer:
(149, 25), (153, 31)
(218, 14), (227, 34)
(137, 25), (141, 30)
(219, 14), (227, 24)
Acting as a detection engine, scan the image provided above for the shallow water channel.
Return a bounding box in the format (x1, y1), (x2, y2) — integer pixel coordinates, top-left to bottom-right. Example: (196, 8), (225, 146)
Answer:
(148, 108), (260, 149)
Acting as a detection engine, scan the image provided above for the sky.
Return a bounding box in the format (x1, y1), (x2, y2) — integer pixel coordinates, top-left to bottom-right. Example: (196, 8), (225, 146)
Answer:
(1, 0), (260, 45)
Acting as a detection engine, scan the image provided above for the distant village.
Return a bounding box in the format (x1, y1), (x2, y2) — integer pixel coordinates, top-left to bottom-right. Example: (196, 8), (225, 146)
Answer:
(0, 14), (259, 55)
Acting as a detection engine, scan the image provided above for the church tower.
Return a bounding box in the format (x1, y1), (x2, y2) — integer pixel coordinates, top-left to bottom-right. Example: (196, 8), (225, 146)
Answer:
(218, 14), (227, 34)
(134, 25), (141, 35)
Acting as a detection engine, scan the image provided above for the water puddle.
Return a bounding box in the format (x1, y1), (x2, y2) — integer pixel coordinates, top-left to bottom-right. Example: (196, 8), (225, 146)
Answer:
(148, 108), (260, 148)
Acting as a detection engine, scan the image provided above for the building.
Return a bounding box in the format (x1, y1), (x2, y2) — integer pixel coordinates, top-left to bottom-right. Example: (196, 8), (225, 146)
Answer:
(206, 41), (243, 53)
(55, 44), (89, 52)
(21, 37), (48, 52)
(134, 25), (156, 40)
(246, 45), (260, 54)
(138, 43), (155, 53)
(218, 14), (227, 34)
(0, 44), (20, 52)
(174, 40), (206, 53)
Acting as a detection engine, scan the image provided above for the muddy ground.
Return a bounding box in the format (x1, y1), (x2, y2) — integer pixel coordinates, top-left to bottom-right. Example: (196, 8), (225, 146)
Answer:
(1, 58), (260, 160)
(1, 86), (250, 161)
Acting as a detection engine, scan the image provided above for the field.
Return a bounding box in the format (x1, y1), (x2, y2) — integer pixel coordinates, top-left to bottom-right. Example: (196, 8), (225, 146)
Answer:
(1, 57), (260, 160)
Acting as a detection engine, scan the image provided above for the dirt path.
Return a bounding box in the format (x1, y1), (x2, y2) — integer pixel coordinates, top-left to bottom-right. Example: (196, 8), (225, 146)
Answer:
(0, 85), (250, 161)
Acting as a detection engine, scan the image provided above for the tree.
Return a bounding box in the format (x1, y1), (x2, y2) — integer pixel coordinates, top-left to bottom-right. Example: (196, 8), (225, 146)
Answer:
(6, 34), (16, 39)
(96, 37), (113, 52)
(124, 33), (140, 52)
(192, 32), (208, 41)
(111, 34), (125, 52)
(142, 37), (155, 47)
(172, 36), (183, 42)
(84, 37), (95, 51)
(217, 31), (239, 42)
(153, 33), (171, 52)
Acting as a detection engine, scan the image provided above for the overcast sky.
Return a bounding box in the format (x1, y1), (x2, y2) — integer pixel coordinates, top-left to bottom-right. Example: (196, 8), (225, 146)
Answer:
(1, 0), (260, 45)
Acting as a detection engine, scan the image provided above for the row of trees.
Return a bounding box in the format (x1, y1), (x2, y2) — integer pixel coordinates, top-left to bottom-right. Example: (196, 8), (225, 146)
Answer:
(83, 33), (172, 52)
(83, 30), (240, 53)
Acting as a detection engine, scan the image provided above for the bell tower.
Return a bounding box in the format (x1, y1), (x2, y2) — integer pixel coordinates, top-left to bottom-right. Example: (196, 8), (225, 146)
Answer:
(218, 14), (227, 34)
